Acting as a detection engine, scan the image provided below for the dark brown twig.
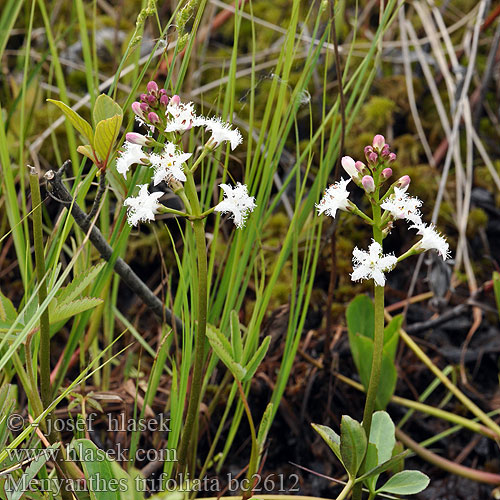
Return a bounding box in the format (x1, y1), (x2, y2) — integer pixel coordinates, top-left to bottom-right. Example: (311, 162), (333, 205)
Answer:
(44, 161), (182, 333)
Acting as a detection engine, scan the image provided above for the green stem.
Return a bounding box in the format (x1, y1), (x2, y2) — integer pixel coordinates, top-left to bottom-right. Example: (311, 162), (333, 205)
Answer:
(236, 380), (259, 500)
(29, 169), (52, 409)
(336, 478), (354, 500)
(177, 172), (208, 473)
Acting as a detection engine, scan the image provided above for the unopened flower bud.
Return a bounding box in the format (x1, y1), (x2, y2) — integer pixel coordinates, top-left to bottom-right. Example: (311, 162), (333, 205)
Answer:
(355, 161), (366, 173)
(388, 152), (397, 163)
(131, 101), (145, 119)
(381, 144), (390, 157)
(140, 93), (148, 102)
(159, 94), (169, 107)
(170, 94), (181, 106)
(148, 112), (160, 124)
(140, 102), (149, 113)
(362, 175), (375, 193)
(126, 132), (151, 146)
(397, 175), (411, 189)
(364, 145), (374, 157)
(368, 152), (378, 165)
(372, 134), (385, 152)
(147, 94), (157, 106)
(159, 88), (167, 96)
(381, 167), (392, 180)
(147, 81), (158, 94)
(341, 156), (358, 178)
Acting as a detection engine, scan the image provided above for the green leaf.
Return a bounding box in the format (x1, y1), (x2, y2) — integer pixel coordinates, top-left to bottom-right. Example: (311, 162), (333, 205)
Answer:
(56, 262), (106, 304)
(93, 94), (123, 125)
(0, 385), (16, 450)
(73, 439), (119, 500)
(77, 144), (97, 164)
(312, 423), (342, 462)
(376, 470), (430, 495)
(230, 310), (243, 363)
(257, 402), (274, 449)
(49, 297), (103, 324)
(363, 411), (396, 493)
(347, 295), (374, 374)
(356, 336), (397, 409)
(0, 289), (16, 322)
(241, 335), (271, 382)
(369, 411), (395, 464)
(383, 314), (402, 361)
(340, 415), (367, 477)
(94, 114), (122, 165)
(206, 323), (247, 380)
(47, 99), (94, 146)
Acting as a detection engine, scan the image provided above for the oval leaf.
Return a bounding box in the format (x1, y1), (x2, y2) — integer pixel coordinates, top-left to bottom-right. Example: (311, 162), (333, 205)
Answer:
(93, 94), (123, 125)
(47, 99), (94, 146)
(369, 411), (395, 464)
(206, 323), (246, 380)
(376, 470), (430, 495)
(312, 423), (342, 463)
(340, 415), (367, 477)
(94, 114), (122, 165)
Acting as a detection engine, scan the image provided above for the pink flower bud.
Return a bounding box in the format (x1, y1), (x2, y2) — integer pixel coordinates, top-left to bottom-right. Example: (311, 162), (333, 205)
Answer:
(170, 94), (181, 106)
(368, 152), (378, 165)
(381, 144), (390, 157)
(140, 102), (149, 113)
(362, 175), (375, 193)
(159, 88), (167, 96)
(147, 95), (157, 105)
(397, 175), (411, 189)
(364, 145), (373, 157)
(126, 132), (150, 146)
(148, 112), (160, 124)
(341, 156), (357, 178)
(140, 93), (148, 102)
(372, 134), (385, 151)
(147, 81), (158, 94)
(131, 101), (144, 118)
(388, 152), (397, 163)
(159, 95), (169, 107)
(381, 167), (392, 180)
(355, 161), (366, 173)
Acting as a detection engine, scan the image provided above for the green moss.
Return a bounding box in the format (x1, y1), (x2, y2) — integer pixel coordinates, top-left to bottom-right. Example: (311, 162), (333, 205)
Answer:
(361, 96), (397, 131)
(466, 208), (488, 238)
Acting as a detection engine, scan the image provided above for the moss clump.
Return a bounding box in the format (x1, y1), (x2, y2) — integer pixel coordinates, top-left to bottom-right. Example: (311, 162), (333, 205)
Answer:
(466, 208), (488, 239)
(361, 96), (397, 131)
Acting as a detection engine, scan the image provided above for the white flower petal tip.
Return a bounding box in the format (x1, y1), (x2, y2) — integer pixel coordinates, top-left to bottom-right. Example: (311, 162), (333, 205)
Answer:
(150, 142), (192, 185)
(165, 100), (197, 133)
(123, 184), (163, 226)
(350, 241), (397, 287)
(316, 178), (351, 219)
(380, 187), (422, 225)
(202, 117), (243, 150)
(116, 141), (149, 179)
(410, 223), (450, 260)
(341, 156), (358, 178)
(214, 182), (256, 228)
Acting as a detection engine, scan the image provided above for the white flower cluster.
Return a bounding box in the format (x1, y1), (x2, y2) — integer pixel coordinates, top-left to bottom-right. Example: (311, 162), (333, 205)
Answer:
(316, 147), (450, 287)
(118, 96), (252, 228)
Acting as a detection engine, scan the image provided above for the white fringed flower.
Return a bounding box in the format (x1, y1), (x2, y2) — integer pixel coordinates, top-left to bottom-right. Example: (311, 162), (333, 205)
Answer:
(124, 185), (163, 226)
(150, 142), (192, 185)
(316, 178), (351, 219)
(351, 241), (397, 287)
(116, 141), (149, 179)
(214, 183), (256, 228)
(380, 187), (422, 225)
(201, 117), (243, 150)
(165, 100), (197, 133)
(410, 223), (450, 260)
